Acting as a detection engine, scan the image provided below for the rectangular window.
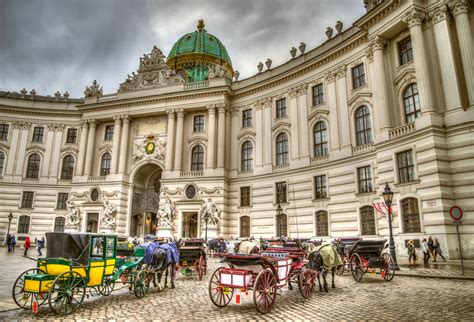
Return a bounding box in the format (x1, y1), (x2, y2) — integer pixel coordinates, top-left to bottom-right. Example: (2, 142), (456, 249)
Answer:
(358, 166), (373, 193)
(314, 175), (327, 199)
(57, 193), (69, 209)
(240, 186), (251, 207)
(352, 64), (366, 89)
(32, 127), (44, 142)
(0, 124), (9, 140)
(312, 83), (324, 106)
(18, 216), (30, 234)
(398, 37), (413, 65)
(54, 217), (65, 232)
(193, 115), (205, 132)
(104, 125), (114, 141)
(276, 182), (287, 203)
(276, 98), (287, 118)
(21, 191), (34, 208)
(66, 128), (77, 143)
(242, 109), (252, 128)
(397, 150), (415, 183)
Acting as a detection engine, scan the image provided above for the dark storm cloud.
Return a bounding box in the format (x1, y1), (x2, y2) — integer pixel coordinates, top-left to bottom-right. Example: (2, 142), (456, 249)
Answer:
(0, 0), (363, 97)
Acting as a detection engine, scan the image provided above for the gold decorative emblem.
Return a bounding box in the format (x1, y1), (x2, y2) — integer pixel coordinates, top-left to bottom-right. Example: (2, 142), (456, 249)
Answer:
(145, 133), (156, 154)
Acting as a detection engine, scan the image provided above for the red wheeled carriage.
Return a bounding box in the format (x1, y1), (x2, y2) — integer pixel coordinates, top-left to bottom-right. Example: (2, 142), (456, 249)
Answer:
(175, 239), (207, 280)
(209, 252), (316, 313)
(348, 240), (395, 282)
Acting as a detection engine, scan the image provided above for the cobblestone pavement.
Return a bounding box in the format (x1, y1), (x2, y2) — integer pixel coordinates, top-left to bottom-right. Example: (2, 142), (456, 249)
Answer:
(1, 251), (474, 321)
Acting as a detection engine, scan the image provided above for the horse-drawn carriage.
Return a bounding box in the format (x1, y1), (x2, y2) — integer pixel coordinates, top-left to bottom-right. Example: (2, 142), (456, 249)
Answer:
(175, 239), (207, 280)
(333, 237), (361, 275)
(348, 240), (395, 282)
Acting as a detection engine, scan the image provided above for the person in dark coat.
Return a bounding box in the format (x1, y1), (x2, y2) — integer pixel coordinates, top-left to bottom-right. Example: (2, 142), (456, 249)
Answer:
(37, 237), (45, 256)
(433, 238), (446, 262)
(23, 236), (31, 256)
(218, 238), (227, 253)
(427, 236), (435, 261)
(6, 234), (12, 252)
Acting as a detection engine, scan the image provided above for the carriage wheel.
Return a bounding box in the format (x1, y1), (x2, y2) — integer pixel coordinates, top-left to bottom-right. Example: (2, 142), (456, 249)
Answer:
(209, 267), (234, 308)
(253, 269), (277, 314)
(133, 270), (150, 299)
(298, 269), (315, 299)
(48, 271), (86, 316)
(382, 253), (395, 281)
(198, 256), (205, 281)
(350, 253), (364, 282)
(97, 276), (115, 296)
(335, 260), (345, 276)
(12, 268), (49, 310)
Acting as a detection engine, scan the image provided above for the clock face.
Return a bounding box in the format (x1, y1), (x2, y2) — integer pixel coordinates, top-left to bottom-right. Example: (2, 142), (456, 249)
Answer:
(145, 142), (155, 154)
(185, 185), (197, 199)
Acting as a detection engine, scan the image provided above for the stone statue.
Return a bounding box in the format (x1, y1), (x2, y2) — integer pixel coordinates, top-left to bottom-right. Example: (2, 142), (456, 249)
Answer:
(100, 196), (117, 229)
(233, 70), (240, 81)
(65, 195), (80, 227)
(335, 21), (343, 34)
(326, 27), (334, 39)
(157, 197), (176, 229)
(299, 42), (306, 54)
(84, 80), (103, 97)
(208, 60), (227, 79)
(200, 198), (220, 226)
(257, 62), (263, 72)
(265, 58), (272, 69)
(290, 47), (297, 58)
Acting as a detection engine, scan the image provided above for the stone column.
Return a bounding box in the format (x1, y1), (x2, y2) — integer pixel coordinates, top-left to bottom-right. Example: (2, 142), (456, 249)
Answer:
(449, 0), (474, 107)
(207, 105), (216, 169)
(230, 107), (239, 170)
(255, 102), (264, 167)
(289, 87), (300, 160)
(41, 125), (55, 177)
(298, 84), (310, 158)
(118, 116), (130, 174)
(336, 65), (351, 147)
(5, 122), (21, 175)
(51, 125), (64, 177)
(403, 8), (435, 112)
(217, 104), (226, 168)
(263, 99), (272, 167)
(165, 109), (175, 171)
(370, 36), (391, 130)
(15, 122), (31, 176)
(174, 109), (185, 170)
(326, 72), (340, 150)
(75, 121), (88, 176)
(84, 120), (96, 176)
(110, 116), (122, 174)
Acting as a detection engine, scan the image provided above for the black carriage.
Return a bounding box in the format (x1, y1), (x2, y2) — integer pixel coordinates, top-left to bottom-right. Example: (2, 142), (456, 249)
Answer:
(176, 239), (207, 280)
(348, 240), (395, 282)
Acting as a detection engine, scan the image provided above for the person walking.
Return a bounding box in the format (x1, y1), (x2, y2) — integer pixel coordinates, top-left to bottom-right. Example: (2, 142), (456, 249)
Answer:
(37, 237), (45, 256)
(434, 238), (446, 262)
(10, 234), (16, 253)
(427, 236), (435, 262)
(421, 238), (430, 263)
(407, 240), (417, 265)
(6, 234), (12, 253)
(23, 236), (31, 257)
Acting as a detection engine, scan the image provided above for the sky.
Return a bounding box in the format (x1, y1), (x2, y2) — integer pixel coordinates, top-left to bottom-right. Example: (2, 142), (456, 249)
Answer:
(0, 0), (364, 98)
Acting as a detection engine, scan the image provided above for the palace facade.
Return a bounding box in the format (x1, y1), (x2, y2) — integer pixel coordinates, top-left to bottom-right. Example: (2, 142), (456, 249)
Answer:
(1, 0), (473, 258)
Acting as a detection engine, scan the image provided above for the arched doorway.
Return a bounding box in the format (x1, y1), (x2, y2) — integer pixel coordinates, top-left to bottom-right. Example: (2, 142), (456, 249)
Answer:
(130, 163), (162, 237)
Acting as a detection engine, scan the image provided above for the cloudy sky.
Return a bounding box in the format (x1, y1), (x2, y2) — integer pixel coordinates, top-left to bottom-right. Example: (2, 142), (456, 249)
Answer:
(0, 0), (364, 98)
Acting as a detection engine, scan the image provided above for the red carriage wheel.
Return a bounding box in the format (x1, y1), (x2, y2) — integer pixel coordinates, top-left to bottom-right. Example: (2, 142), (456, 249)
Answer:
(381, 253), (395, 281)
(350, 253), (364, 282)
(209, 267), (234, 307)
(198, 256), (205, 281)
(298, 269), (315, 299)
(253, 269), (277, 314)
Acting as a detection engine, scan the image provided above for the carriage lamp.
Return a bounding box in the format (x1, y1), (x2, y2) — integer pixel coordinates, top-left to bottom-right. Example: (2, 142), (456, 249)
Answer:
(381, 183), (400, 270)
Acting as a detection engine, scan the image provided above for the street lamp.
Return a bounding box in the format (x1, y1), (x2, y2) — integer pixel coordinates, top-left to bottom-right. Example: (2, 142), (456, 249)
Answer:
(6, 212), (13, 245)
(382, 182), (400, 270)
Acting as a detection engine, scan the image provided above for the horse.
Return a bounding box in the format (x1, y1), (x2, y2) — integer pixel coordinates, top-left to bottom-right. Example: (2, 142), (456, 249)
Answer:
(144, 240), (180, 290)
(234, 240), (260, 254)
(306, 243), (342, 292)
(208, 239), (219, 255)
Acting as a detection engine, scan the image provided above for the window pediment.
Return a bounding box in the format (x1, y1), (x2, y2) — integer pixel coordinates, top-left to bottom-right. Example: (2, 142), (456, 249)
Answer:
(272, 121), (291, 132)
(308, 109), (329, 122)
(348, 92), (372, 108)
(26, 144), (45, 153)
(237, 130), (256, 140)
(61, 146), (79, 154)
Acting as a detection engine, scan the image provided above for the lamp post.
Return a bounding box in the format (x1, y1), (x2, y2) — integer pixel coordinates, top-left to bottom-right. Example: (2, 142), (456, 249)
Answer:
(382, 182), (400, 270)
(6, 212), (13, 245)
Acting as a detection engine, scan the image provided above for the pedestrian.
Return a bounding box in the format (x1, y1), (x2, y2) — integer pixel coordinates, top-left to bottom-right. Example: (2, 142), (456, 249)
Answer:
(23, 236), (31, 257)
(10, 234), (16, 253)
(6, 234), (12, 253)
(34, 237), (37, 245)
(218, 238), (227, 253)
(434, 238), (446, 262)
(427, 236), (435, 261)
(37, 237), (45, 256)
(407, 240), (417, 265)
(421, 238), (430, 263)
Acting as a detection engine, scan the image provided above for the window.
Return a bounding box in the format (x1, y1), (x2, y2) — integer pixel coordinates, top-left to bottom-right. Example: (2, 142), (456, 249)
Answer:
(32, 127), (44, 142)
(313, 121), (328, 157)
(315, 211), (329, 236)
(26, 154), (41, 178)
(57, 193), (69, 209)
(18, 215), (30, 234)
(276, 182), (287, 203)
(240, 216), (250, 238)
(242, 109), (252, 128)
(61, 155), (75, 180)
(276, 98), (287, 118)
(403, 84), (421, 123)
(104, 125), (114, 141)
(66, 128), (77, 143)
(191, 145), (204, 171)
(360, 206), (376, 235)
(312, 83), (324, 106)
(21, 191), (34, 208)
(276, 133), (289, 166)
(358, 166), (373, 193)
(352, 64), (366, 89)
(240, 186), (251, 207)
(398, 38), (413, 65)
(0, 124), (9, 140)
(0, 152), (4, 176)
(193, 115), (204, 132)
(276, 213), (288, 237)
(314, 175), (327, 199)
(100, 153), (111, 176)
(241, 141), (253, 171)
(355, 106), (372, 146)
(54, 217), (66, 232)
(401, 198), (421, 233)
(397, 150), (415, 183)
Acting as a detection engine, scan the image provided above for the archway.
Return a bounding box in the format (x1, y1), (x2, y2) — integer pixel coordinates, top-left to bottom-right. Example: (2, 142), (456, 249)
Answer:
(130, 163), (162, 237)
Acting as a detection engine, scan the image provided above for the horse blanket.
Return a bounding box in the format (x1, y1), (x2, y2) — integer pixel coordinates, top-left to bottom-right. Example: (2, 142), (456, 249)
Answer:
(309, 243), (343, 269)
(144, 242), (180, 264)
(238, 240), (259, 254)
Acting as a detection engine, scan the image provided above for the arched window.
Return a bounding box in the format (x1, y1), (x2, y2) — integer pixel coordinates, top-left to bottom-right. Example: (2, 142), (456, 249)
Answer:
(276, 213), (288, 237)
(26, 153), (41, 178)
(18, 215), (30, 234)
(355, 106), (372, 146)
(0, 151), (5, 176)
(191, 145), (204, 171)
(61, 155), (75, 180)
(276, 133), (289, 166)
(100, 153), (111, 176)
(360, 206), (376, 235)
(315, 211), (329, 236)
(401, 198), (421, 233)
(241, 141), (253, 171)
(403, 84), (421, 123)
(313, 121), (328, 157)
(54, 217), (66, 232)
(240, 216), (250, 238)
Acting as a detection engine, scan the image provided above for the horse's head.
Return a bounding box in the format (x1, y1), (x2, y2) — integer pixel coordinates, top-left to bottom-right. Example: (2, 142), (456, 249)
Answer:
(234, 242), (241, 253)
(307, 251), (324, 271)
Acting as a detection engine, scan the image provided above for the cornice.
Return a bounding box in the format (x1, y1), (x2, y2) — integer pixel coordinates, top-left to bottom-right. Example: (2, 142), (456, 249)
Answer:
(0, 105), (82, 118)
(353, 0), (405, 29)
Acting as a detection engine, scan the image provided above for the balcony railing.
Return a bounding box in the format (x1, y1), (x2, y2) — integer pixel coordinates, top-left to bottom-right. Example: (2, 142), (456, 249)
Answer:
(389, 122), (415, 139)
(22, 177), (39, 183)
(97, 94), (118, 102)
(88, 176), (106, 182)
(180, 170), (203, 177)
(238, 169), (254, 176)
(310, 154), (329, 165)
(272, 163), (289, 172)
(184, 80), (209, 91)
(352, 144), (375, 155)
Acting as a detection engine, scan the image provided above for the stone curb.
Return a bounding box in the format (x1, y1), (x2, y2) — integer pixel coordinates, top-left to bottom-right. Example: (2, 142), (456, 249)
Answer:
(396, 272), (474, 280)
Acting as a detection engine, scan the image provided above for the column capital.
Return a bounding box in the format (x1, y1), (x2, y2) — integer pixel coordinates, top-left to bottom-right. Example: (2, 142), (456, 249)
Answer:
(166, 109), (176, 119)
(88, 120), (97, 128)
(370, 35), (387, 51)
(80, 120), (89, 127)
(121, 115), (130, 124)
(365, 46), (374, 63)
(448, 0), (470, 17)
(429, 4), (449, 24)
(176, 109), (186, 118)
(230, 106), (240, 116)
(403, 8), (426, 28)
(217, 103), (227, 113)
(297, 83), (308, 95)
(336, 64), (347, 79)
(113, 115), (122, 124)
(56, 124), (65, 132)
(288, 87), (298, 99)
(325, 70), (336, 83)
(207, 104), (216, 114)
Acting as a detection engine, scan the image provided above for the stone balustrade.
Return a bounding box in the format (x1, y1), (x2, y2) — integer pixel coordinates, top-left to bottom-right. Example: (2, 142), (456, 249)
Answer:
(184, 80), (209, 91)
(180, 170), (203, 177)
(310, 155), (329, 165)
(238, 169), (254, 176)
(352, 143), (375, 155)
(97, 94), (118, 102)
(389, 122), (415, 139)
(88, 175), (106, 182)
(272, 163), (289, 172)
